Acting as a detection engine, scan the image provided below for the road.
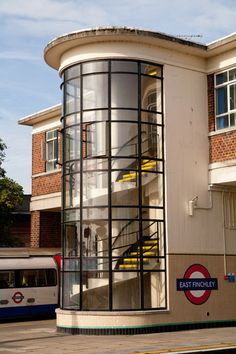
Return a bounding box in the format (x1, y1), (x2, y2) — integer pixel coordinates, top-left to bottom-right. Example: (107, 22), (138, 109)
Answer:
(0, 319), (236, 353)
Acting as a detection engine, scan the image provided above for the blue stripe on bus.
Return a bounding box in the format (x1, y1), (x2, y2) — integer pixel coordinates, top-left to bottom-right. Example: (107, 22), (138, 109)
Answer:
(0, 304), (57, 319)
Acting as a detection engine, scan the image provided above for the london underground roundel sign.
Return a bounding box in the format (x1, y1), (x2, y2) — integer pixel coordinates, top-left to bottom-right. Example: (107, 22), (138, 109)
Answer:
(176, 264), (218, 305)
(12, 291), (24, 304)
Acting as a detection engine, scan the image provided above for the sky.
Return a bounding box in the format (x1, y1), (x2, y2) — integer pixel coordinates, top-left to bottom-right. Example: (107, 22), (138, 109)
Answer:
(0, 0), (235, 194)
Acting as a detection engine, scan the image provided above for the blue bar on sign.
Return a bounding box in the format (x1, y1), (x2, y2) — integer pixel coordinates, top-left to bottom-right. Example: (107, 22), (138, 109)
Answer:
(176, 278), (218, 291)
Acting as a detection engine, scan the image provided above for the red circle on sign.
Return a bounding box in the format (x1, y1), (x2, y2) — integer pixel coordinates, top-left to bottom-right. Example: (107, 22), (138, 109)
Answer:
(184, 264), (211, 305)
(12, 291), (24, 304)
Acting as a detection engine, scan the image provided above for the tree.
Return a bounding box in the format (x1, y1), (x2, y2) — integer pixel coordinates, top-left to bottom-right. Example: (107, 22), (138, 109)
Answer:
(0, 138), (24, 247)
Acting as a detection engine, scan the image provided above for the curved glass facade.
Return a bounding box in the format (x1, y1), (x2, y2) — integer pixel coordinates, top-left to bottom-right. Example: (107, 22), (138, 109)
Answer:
(61, 59), (166, 311)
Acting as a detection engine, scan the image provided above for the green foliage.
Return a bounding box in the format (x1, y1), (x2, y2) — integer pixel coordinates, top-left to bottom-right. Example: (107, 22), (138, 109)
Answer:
(0, 138), (6, 178)
(0, 177), (23, 210)
(0, 139), (24, 246)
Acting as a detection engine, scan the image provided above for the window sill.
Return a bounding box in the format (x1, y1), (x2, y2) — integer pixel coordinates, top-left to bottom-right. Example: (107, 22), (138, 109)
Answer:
(209, 126), (236, 136)
(32, 168), (61, 178)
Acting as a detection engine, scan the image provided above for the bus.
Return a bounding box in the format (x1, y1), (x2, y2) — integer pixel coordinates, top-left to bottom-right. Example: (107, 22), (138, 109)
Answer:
(0, 248), (60, 321)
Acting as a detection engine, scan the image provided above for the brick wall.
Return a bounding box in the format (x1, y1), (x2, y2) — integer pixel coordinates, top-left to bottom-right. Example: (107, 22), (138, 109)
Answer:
(9, 214), (31, 247)
(30, 210), (61, 248)
(32, 132), (45, 175)
(31, 210), (40, 247)
(208, 74), (215, 133)
(32, 172), (61, 197)
(40, 212), (61, 248)
(209, 131), (236, 163)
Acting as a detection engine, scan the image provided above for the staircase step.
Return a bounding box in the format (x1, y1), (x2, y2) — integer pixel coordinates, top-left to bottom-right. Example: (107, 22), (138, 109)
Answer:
(123, 258), (149, 264)
(130, 251), (156, 257)
(143, 240), (158, 245)
(119, 264), (138, 270)
(138, 245), (158, 251)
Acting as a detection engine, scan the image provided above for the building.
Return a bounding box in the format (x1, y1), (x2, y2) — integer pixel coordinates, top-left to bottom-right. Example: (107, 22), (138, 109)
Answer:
(19, 27), (236, 334)
(9, 194), (31, 247)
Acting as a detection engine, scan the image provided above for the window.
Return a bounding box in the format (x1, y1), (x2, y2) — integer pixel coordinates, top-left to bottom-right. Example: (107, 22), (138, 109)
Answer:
(215, 68), (236, 130)
(0, 271), (15, 288)
(46, 130), (59, 171)
(19, 269), (57, 287)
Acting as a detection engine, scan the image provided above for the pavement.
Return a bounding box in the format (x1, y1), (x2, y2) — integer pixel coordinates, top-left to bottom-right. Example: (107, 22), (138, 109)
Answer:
(0, 319), (236, 354)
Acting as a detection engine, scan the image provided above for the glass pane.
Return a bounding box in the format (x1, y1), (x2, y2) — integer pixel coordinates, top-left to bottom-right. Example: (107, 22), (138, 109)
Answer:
(64, 173), (80, 208)
(111, 60), (138, 72)
(46, 160), (57, 172)
(64, 65), (80, 81)
(141, 111), (162, 125)
(64, 209), (80, 222)
(141, 77), (162, 112)
(142, 219), (158, 239)
(83, 158), (108, 171)
(216, 72), (227, 85)
(141, 63), (162, 77)
(0, 271), (15, 288)
(84, 122), (107, 157)
(216, 115), (229, 129)
(142, 173), (163, 207)
(111, 158), (138, 170)
(83, 171), (108, 206)
(111, 122), (138, 157)
(83, 74), (108, 110)
(143, 271), (166, 309)
(47, 141), (53, 160)
(141, 124), (162, 159)
(65, 78), (80, 114)
(111, 74), (138, 108)
(112, 207), (139, 219)
(229, 68), (236, 81)
(112, 170), (139, 204)
(82, 220), (108, 258)
(230, 84), (236, 110)
(64, 258), (80, 271)
(65, 113), (80, 127)
(83, 110), (108, 123)
(141, 159), (163, 173)
(82, 272), (109, 310)
(113, 272), (140, 310)
(112, 220), (139, 257)
(142, 207), (164, 221)
(83, 61), (108, 74)
(216, 86), (227, 115)
(111, 109), (138, 122)
(46, 130), (57, 140)
(64, 222), (80, 257)
(65, 126), (80, 161)
(65, 161), (80, 174)
(63, 272), (80, 309)
(82, 208), (108, 220)
(230, 113), (236, 127)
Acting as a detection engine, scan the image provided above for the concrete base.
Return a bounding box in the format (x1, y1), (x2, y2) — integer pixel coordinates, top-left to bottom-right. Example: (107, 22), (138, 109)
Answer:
(56, 309), (236, 335)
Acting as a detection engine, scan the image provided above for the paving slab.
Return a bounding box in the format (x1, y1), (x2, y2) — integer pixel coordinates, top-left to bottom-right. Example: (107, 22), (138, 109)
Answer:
(0, 320), (236, 353)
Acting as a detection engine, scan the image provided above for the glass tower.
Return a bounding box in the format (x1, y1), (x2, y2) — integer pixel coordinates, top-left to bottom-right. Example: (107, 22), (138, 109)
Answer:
(61, 59), (166, 311)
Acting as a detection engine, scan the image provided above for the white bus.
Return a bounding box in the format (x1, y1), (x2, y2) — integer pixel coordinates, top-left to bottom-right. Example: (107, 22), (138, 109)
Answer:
(0, 248), (60, 320)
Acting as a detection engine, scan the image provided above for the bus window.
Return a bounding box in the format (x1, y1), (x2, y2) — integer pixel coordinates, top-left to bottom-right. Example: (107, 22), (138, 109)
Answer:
(46, 269), (57, 286)
(19, 269), (57, 287)
(0, 271), (15, 288)
(19, 270), (36, 287)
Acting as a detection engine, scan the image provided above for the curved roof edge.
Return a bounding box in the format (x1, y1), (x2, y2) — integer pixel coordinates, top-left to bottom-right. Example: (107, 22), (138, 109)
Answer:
(44, 26), (207, 70)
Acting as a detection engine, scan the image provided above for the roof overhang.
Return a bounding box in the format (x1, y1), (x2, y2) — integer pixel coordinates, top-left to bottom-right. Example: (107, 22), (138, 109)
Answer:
(18, 103), (61, 126)
(44, 27), (208, 70)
